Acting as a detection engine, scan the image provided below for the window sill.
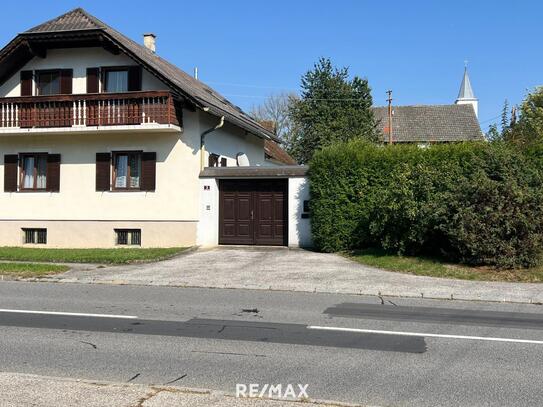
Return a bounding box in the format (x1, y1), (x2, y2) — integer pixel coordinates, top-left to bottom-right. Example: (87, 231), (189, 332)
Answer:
(104, 189), (154, 193)
(17, 190), (55, 193)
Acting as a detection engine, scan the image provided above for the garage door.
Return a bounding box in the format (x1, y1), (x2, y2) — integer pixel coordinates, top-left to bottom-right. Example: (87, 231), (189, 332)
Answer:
(219, 179), (287, 246)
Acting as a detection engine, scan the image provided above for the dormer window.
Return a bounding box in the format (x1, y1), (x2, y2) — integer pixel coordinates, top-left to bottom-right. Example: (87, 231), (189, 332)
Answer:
(104, 68), (128, 93)
(36, 70), (60, 95)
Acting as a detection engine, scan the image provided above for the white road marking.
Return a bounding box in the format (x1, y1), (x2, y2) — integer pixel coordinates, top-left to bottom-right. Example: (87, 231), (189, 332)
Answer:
(0, 309), (138, 319)
(308, 325), (543, 345)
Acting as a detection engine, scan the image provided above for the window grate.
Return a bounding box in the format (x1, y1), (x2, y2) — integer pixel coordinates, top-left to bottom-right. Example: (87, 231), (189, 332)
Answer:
(115, 229), (141, 246)
(23, 228), (47, 244)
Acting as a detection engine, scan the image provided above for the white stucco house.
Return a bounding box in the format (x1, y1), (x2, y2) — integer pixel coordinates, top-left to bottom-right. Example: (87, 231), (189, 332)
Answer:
(0, 8), (311, 248)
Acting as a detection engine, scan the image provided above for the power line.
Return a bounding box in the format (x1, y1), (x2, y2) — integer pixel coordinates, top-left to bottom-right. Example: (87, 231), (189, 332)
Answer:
(206, 81), (297, 91)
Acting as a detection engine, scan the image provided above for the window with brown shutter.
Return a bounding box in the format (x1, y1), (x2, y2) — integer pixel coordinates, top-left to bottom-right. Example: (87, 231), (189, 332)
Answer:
(4, 153), (61, 192)
(46, 154), (61, 192)
(4, 155), (18, 192)
(20, 71), (33, 96)
(86, 67), (99, 93)
(96, 153), (111, 191)
(141, 152), (156, 191)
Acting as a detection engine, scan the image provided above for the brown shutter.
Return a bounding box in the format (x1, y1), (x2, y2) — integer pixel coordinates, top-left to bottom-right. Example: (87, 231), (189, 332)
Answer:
(127, 66), (142, 91)
(141, 152), (156, 191)
(46, 154), (61, 192)
(20, 71), (33, 96)
(4, 155), (18, 192)
(86, 67), (99, 93)
(96, 153), (111, 191)
(60, 69), (73, 94)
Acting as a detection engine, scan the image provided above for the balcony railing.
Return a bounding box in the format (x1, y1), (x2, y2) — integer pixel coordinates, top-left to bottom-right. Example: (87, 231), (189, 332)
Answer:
(0, 91), (179, 129)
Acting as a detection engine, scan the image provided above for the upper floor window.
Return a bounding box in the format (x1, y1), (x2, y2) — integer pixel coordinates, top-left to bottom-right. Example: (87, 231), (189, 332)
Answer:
(113, 152), (141, 190)
(20, 153), (47, 190)
(36, 70), (60, 95)
(104, 68), (128, 93)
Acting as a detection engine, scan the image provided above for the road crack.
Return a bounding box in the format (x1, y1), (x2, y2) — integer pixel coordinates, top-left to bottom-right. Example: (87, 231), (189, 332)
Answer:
(132, 387), (164, 407)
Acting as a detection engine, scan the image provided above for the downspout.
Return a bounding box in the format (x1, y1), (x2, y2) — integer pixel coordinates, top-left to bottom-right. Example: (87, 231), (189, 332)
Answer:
(200, 115), (225, 170)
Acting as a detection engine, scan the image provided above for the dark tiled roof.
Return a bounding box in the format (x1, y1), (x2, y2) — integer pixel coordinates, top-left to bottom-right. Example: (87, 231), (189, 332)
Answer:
(25, 8), (104, 32)
(20, 8), (278, 142)
(372, 104), (483, 143)
(264, 140), (297, 165)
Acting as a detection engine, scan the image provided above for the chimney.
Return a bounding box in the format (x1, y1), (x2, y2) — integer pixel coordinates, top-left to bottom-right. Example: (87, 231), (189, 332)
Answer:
(143, 33), (156, 53)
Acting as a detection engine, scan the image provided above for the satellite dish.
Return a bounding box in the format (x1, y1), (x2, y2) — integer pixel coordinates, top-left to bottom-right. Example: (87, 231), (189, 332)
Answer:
(236, 152), (250, 167)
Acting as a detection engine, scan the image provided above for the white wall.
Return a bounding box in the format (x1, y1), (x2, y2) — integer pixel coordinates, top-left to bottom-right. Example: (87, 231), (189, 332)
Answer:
(197, 178), (219, 246)
(201, 111), (267, 167)
(0, 129), (200, 221)
(288, 177), (312, 247)
(0, 47), (167, 97)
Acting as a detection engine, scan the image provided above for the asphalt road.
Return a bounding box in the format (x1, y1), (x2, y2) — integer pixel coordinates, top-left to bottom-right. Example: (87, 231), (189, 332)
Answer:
(1, 282), (543, 406)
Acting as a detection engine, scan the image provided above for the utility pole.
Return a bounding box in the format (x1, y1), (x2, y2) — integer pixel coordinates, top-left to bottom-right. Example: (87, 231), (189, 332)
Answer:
(386, 90), (393, 144)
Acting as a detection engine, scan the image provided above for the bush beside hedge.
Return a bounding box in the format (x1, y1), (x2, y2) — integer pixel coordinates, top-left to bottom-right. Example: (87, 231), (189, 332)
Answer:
(309, 141), (543, 268)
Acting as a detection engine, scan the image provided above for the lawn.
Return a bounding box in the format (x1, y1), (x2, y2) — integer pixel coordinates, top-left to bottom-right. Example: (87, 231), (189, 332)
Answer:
(350, 248), (543, 283)
(0, 247), (187, 265)
(0, 262), (69, 278)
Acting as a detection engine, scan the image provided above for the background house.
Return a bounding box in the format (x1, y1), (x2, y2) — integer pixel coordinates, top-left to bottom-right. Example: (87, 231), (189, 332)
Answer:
(373, 68), (483, 144)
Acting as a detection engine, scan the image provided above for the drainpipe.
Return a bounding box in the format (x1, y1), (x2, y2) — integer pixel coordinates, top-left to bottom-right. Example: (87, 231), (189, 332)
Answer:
(200, 115), (225, 170)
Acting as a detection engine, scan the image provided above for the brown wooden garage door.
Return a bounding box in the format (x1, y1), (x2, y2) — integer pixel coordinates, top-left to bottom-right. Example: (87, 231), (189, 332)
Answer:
(219, 179), (288, 246)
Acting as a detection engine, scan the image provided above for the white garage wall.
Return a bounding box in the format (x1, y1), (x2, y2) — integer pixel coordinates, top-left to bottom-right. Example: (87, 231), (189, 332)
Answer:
(197, 178), (219, 246)
(288, 177), (313, 247)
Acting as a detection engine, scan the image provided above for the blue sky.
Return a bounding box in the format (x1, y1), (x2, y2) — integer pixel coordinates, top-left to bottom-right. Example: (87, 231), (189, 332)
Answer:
(1, 1), (541, 132)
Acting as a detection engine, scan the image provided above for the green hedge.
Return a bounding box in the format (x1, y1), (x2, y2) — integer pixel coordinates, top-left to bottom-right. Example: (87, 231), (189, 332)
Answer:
(309, 141), (543, 268)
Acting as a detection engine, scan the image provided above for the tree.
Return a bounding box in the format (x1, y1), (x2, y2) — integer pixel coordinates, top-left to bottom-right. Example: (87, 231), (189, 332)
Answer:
(486, 123), (501, 141)
(500, 99), (510, 134)
(487, 99), (511, 142)
(288, 58), (378, 163)
(250, 92), (298, 152)
(508, 87), (543, 145)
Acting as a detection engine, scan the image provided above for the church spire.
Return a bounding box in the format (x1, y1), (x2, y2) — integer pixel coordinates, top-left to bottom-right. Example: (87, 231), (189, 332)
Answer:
(455, 64), (478, 117)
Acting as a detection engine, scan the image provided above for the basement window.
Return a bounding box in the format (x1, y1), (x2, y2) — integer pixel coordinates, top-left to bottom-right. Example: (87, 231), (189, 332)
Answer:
(115, 229), (141, 246)
(23, 228), (47, 244)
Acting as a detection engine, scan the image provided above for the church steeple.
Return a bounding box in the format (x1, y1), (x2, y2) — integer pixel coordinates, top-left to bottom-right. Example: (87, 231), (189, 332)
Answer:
(455, 64), (478, 117)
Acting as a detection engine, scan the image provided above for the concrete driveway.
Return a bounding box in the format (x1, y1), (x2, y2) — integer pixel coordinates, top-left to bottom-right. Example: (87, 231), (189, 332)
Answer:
(44, 246), (543, 304)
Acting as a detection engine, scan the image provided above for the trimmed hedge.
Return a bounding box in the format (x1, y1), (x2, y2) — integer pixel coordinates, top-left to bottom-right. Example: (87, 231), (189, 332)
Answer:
(309, 141), (543, 268)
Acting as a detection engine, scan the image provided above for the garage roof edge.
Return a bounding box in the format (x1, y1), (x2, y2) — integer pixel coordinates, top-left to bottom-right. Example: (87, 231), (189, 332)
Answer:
(199, 166), (308, 178)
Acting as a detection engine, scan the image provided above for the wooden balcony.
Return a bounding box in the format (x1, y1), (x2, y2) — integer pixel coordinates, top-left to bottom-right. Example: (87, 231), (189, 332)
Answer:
(0, 91), (180, 132)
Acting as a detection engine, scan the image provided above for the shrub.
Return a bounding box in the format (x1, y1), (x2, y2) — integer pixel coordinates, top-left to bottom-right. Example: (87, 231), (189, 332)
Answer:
(309, 140), (543, 268)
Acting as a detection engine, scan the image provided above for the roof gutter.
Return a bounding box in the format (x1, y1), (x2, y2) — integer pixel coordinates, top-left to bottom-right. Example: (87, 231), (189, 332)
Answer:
(200, 115), (225, 170)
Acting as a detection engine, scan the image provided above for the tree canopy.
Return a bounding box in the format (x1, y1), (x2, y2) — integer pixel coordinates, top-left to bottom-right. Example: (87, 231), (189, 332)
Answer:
(288, 58), (378, 163)
(509, 86), (543, 145)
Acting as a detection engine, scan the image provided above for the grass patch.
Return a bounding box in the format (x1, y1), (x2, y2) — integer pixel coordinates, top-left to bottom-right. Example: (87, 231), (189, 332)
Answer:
(349, 248), (543, 283)
(0, 262), (69, 278)
(0, 247), (187, 265)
